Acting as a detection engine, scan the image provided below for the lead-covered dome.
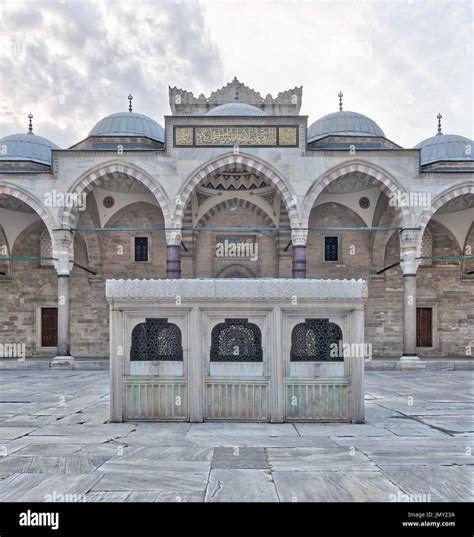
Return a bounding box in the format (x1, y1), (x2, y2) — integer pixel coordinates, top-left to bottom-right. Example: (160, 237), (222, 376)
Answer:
(308, 111), (385, 143)
(414, 134), (472, 166)
(88, 112), (165, 142)
(0, 132), (60, 166)
(205, 103), (266, 116)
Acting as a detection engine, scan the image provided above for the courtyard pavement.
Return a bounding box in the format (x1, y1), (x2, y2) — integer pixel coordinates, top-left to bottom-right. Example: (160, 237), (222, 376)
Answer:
(0, 370), (472, 502)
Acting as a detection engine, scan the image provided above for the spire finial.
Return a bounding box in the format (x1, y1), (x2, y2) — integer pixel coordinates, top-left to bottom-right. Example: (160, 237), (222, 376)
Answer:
(338, 91), (343, 111)
(436, 112), (442, 135)
(128, 94), (133, 113)
(28, 113), (33, 133)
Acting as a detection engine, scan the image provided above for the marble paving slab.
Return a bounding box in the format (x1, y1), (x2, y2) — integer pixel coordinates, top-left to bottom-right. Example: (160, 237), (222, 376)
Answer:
(273, 471), (403, 502)
(92, 471), (208, 492)
(205, 469), (278, 502)
(0, 473), (103, 502)
(379, 465), (472, 502)
(267, 447), (377, 471)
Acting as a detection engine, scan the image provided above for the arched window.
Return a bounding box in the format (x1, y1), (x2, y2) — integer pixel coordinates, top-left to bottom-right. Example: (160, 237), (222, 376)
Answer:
(420, 229), (433, 266)
(130, 318), (183, 361)
(290, 319), (343, 361)
(216, 264), (256, 278)
(210, 318), (263, 362)
(40, 229), (53, 267)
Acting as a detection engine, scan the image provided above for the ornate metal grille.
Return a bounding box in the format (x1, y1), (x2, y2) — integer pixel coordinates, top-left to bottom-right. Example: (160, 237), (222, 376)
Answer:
(130, 318), (183, 361)
(290, 319), (343, 361)
(324, 237), (339, 261)
(210, 318), (263, 362)
(134, 237), (148, 262)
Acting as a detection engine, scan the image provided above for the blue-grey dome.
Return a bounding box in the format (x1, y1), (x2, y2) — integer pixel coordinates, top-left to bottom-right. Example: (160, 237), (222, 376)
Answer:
(308, 111), (385, 143)
(0, 133), (60, 166)
(89, 112), (165, 142)
(205, 103), (266, 116)
(414, 134), (473, 166)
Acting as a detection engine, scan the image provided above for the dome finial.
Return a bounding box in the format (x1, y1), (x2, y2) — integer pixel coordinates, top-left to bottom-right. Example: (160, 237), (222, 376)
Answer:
(338, 91), (343, 111)
(128, 94), (133, 113)
(27, 113), (33, 134)
(436, 113), (442, 135)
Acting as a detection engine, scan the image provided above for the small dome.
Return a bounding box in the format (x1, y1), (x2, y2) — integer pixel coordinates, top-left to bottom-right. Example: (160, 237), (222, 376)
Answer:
(88, 112), (165, 142)
(414, 134), (473, 166)
(308, 111), (385, 143)
(0, 132), (60, 166)
(205, 103), (266, 116)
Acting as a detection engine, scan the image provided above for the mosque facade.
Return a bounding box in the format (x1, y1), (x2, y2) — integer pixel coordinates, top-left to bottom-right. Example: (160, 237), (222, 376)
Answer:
(0, 78), (473, 365)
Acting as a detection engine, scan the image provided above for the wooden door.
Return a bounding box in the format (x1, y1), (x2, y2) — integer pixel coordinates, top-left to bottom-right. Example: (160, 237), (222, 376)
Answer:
(416, 308), (432, 348)
(41, 308), (58, 347)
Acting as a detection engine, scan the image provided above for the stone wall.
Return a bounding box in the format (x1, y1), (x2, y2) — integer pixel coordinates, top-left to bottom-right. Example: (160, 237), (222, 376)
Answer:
(0, 197), (472, 359)
(0, 222), (56, 356)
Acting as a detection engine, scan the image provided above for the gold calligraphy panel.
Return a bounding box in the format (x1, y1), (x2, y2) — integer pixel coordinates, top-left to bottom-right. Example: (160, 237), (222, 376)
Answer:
(174, 127), (193, 145)
(174, 126), (298, 147)
(195, 127), (277, 146)
(278, 127), (298, 146)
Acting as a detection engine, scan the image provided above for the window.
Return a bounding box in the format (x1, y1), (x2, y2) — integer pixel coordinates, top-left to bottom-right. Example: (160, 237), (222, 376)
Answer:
(324, 236), (339, 262)
(40, 230), (53, 267)
(130, 318), (183, 361)
(210, 319), (263, 362)
(290, 319), (343, 362)
(419, 229), (433, 266)
(134, 237), (148, 262)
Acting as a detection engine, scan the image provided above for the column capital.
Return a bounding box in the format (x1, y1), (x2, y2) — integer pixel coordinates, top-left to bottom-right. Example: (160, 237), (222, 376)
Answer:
(165, 229), (182, 246)
(291, 229), (308, 247)
(399, 228), (421, 275)
(399, 227), (420, 246)
(53, 228), (74, 275)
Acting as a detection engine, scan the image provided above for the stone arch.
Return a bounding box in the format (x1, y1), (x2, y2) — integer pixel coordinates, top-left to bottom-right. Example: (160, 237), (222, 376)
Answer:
(216, 264), (256, 278)
(301, 160), (410, 230)
(416, 183), (474, 254)
(462, 222), (474, 276)
(35, 283), (56, 299)
(59, 161), (173, 229)
(0, 224), (10, 277)
(370, 193), (400, 273)
(0, 184), (55, 238)
(176, 153), (299, 228)
(197, 197), (276, 228)
(417, 284), (437, 300)
(75, 204), (102, 275)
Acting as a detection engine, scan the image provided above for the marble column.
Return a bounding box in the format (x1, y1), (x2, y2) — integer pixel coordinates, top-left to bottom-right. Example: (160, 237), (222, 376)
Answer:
(291, 229), (308, 278)
(166, 230), (182, 279)
(57, 274), (70, 356)
(52, 229), (74, 363)
(399, 229), (420, 361)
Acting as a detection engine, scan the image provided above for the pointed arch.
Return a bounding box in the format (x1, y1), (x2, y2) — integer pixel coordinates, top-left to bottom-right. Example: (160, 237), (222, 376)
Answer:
(0, 224), (11, 277)
(59, 161), (173, 229)
(301, 160), (410, 229)
(175, 152), (299, 228)
(416, 183), (474, 253)
(216, 264), (256, 278)
(0, 183), (55, 238)
(197, 197), (276, 228)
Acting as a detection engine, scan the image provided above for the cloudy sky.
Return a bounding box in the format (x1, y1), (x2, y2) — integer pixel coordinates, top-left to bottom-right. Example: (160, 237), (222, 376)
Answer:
(0, 0), (472, 147)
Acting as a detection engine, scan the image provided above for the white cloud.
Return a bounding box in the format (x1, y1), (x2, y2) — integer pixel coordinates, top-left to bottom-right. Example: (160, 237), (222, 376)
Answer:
(0, 0), (471, 147)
